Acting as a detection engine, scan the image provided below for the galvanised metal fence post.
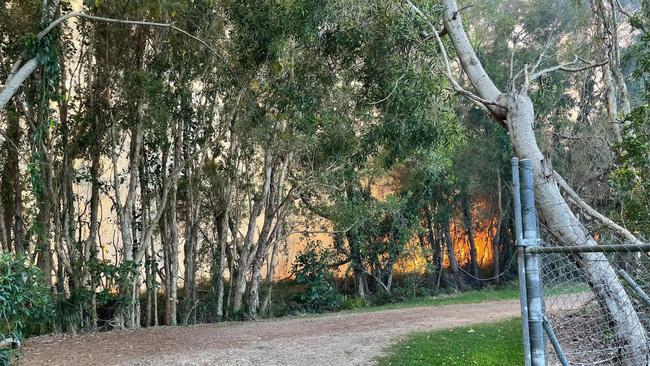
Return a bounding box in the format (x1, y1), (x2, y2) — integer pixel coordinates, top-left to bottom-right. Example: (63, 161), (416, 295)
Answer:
(512, 157), (532, 366)
(520, 159), (545, 366)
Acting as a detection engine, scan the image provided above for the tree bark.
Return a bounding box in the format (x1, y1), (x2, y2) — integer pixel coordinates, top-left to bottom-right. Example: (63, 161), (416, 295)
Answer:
(215, 211), (229, 319)
(0, 182), (9, 251)
(182, 163), (200, 324)
(594, 0), (631, 142)
(260, 223), (282, 316)
(232, 148), (273, 312)
(423, 205), (442, 287)
(443, 220), (462, 288)
(161, 208), (173, 326)
(249, 153), (292, 318)
(0, 58), (39, 114)
(507, 91), (648, 363)
(461, 195), (479, 280)
(167, 122), (182, 326)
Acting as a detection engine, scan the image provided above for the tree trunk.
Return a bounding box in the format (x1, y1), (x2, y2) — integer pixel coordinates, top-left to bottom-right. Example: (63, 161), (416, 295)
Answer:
(232, 149), (273, 312)
(0, 106), (17, 251)
(87, 122), (101, 329)
(215, 211), (228, 319)
(163, 206), (178, 326)
(347, 232), (367, 298)
(507, 90), (649, 363)
(160, 200), (173, 326)
(443, 220), (462, 288)
(182, 166), (199, 324)
(249, 153), (291, 318)
(0, 106), (22, 254)
(13, 162), (24, 254)
(355, 269), (367, 298)
(145, 245), (153, 327)
(461, 195), (479, 280)
(33, 120), (53, 288)
(260, 223), (283, 315)
(0, 185), (9, 251)
(167, 123), (181, 326)
(111, 28), (147, 329)
(150, 224), (158, 327)
(423, 205), (442, 287)
(438, 1), (649, 361)
(594, 0), (629, 142)
(226, 219), (237, 317)
(493, 174), (502, 284)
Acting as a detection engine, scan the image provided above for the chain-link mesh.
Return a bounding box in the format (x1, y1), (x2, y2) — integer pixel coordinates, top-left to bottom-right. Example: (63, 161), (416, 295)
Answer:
(539, 242), (650, 365)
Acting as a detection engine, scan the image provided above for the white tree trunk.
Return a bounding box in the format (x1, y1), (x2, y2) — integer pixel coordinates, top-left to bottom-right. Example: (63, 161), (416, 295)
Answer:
(215, 211), (228, 319)
(0, 58), (39, 115)
(438, 0), (649, 362)
(506, 91), (648, 364)
(232, 149), (273, 312)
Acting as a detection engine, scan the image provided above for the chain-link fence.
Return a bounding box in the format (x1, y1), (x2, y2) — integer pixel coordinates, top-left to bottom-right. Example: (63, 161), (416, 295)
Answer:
(512, 157), (650, 366)
(537, 244), (650, 365)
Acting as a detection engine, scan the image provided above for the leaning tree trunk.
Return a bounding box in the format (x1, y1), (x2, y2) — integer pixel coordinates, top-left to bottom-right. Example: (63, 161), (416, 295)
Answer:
(507, 91), (649, 363)
(433, 0), (649, 362)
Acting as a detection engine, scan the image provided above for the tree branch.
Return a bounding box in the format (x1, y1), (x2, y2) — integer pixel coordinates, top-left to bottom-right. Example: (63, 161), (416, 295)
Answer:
(555, 171), (646, 246)
(529, 55), (607, 82)
(406, 0), (506, 113)
(614, 0), (635, 20)
(0, 10), (237, 123)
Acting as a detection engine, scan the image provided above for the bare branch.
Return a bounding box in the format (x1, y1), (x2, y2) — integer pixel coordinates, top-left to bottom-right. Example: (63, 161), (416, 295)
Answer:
(614, 0), (635, 20)
(555, 171), (646, 246)
(367, 74), (406, 105)
(529, 55), (607, 81)
(529, 33), (556, 76)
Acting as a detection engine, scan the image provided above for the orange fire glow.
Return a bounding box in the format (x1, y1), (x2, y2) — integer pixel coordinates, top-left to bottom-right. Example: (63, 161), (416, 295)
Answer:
(273, 173), (497, 279)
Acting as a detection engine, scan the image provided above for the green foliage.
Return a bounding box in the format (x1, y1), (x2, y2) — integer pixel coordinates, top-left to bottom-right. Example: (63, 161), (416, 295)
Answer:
(371, 274), (435, 305)
(292, 241), (343, 312)
(0, 252), (53, 364)
(341, 296), (367, 310)
(611, 10), (650, 237)
(377, 318), (524, 366)
(612, 105), (650, 235)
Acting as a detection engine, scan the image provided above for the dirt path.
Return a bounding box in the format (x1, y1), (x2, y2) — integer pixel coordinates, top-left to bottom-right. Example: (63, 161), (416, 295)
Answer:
(21, 299), (524, 366)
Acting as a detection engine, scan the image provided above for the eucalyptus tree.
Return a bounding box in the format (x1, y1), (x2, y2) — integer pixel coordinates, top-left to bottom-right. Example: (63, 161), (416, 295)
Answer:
(408, 0), (649, 361)
(286, 0), (458, 297)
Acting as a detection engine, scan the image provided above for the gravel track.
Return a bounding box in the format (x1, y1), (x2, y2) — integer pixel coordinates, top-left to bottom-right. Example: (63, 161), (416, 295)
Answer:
(21, 298), (524, 366)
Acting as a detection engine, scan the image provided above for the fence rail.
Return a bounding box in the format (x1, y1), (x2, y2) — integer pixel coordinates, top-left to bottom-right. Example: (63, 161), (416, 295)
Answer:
(527, 244), (650, 254)
(512, 157), (650, 366)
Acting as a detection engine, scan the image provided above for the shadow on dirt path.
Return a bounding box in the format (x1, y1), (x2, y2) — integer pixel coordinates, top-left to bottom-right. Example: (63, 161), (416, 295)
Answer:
(21, 298), (527, 365)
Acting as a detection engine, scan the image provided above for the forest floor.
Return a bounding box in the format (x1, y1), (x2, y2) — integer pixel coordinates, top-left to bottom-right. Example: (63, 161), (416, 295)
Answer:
(20, 297), (529, 366)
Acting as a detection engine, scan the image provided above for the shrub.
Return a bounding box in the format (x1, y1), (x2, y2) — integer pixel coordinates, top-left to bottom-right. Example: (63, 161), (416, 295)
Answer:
(0, 252), (53, 365)
(341, 296), (367, 310)
(292, 241), (343, 312)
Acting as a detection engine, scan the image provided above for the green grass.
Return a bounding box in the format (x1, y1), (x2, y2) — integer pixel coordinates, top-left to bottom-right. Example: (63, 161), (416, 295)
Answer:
(377, 318), (524, 366)
(361, 286), (521, 312)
